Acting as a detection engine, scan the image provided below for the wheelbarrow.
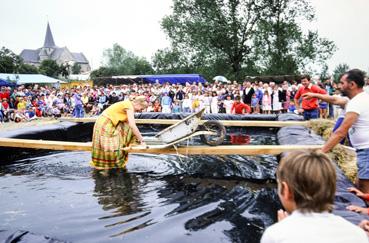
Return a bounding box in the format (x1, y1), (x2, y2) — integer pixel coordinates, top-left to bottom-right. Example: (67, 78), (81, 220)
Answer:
(143, 108), (226, 148)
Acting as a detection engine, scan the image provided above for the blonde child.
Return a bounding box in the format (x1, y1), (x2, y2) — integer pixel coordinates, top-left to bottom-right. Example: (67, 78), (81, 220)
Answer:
(261, 150), (367, 243)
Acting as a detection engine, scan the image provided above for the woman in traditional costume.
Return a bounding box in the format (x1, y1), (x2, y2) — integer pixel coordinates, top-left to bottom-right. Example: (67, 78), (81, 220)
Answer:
(90, 96), (147, 170)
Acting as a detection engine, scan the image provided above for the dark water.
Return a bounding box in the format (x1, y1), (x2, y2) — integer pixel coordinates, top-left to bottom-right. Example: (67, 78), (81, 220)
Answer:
(0, 129), (281, 243)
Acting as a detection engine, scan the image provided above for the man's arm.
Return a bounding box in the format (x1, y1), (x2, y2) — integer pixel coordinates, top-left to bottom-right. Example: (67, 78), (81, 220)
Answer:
(244, 104), (251, 114)
(321, 112), (358, 153)
(302, 92), (347, 108)
(231, 103), (236, 114)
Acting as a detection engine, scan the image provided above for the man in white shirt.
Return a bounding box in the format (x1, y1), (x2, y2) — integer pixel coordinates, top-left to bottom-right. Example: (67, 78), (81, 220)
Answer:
(322, 69), (369, 193)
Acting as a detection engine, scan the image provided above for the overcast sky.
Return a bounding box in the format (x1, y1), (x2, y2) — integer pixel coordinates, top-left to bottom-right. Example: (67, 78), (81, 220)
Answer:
(1, 0), (368, 74)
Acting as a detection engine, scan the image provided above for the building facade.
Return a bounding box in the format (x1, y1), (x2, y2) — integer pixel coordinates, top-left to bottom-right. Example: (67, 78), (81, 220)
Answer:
(20, 23), (91, 74)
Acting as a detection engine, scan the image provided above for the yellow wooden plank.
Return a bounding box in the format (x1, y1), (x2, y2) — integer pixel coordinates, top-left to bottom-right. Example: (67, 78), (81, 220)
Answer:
(0, 137), (92, 151)
(124, 144), (323, 155)
(59, 117), (308, 127)
(0, 137), (322, 155)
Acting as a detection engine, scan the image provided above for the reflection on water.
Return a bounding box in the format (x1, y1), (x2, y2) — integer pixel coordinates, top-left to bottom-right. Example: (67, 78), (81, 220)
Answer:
(90, 171), (281, 243)
(229, 134), (251, 145)
(0, 130), (281, 243)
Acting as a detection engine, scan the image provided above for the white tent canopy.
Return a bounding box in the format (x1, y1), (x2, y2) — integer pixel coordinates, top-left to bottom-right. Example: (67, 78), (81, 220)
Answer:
(0, 73), (66, 84)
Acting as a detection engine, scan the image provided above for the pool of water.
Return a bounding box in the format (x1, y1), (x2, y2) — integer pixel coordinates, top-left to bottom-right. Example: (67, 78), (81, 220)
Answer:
(0, 129), (281, 243)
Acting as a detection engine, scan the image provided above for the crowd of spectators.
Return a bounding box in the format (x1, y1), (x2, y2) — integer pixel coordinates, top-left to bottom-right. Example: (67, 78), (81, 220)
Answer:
(0, 77), (360, 123)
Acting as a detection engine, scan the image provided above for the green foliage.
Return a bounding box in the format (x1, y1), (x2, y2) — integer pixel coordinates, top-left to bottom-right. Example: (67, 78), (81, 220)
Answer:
(252, 0), (336, 75)
(72, 63), (82, 74)
(333, 63), (350, 83)
(319, 64), (330, 81)
(160, 0), (269, 80)
(0, 47), (23, 73)
(59, 63), (70, 78)
(156, 0), (336, 80)
(152, 48), (193, 74)
(39, 59), (60, 78)
(19, 63), (39, 74)
(90, 67), (117, 79)
(100, 43), (154, 76)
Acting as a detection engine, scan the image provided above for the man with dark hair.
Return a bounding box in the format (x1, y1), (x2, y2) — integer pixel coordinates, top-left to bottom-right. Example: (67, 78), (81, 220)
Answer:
(231, 96), (251, 114)
(242, 81), (254, 106)
(108, 92), (119, 105)
(322, 69), (369, 193)
(294, 75), (327, 120)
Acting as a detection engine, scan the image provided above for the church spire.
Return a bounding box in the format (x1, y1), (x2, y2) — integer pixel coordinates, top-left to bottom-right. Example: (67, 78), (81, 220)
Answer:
(43, 22), (56, 48)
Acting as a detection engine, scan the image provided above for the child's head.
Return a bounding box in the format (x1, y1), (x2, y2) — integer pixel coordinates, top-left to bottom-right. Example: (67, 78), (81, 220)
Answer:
(252, 93), (257, 98)
(234, 95), (241, 102)
(276, 150), (336, 214)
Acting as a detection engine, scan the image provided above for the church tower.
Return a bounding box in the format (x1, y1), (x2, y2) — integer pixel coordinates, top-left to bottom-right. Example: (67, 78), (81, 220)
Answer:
(39, 22), (56, 61)
(20, 22), (90, 73)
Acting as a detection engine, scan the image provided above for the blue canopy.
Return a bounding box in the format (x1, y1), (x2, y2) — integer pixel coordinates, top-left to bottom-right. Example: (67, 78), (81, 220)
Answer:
(142, 74), (207, 85)
(0, 78), (16, 87)
(112, 74), (207, 85)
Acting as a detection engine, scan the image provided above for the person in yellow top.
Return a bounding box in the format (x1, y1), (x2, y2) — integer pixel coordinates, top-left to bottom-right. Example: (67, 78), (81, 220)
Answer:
(17, 97), (27, 111)
(90, 96), (148, 170)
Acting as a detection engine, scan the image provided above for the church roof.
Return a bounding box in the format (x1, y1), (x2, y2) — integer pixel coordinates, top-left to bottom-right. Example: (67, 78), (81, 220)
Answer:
(19, 49), (40, 63)
(43, 22), (56, 48)
(72, 52), (89, 63)
(19, 22), (89, 67)
(50, 47), (69, 60)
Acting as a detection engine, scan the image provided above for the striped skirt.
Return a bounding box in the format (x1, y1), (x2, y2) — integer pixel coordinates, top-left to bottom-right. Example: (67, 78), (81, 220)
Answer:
(90, 115), (136, 170)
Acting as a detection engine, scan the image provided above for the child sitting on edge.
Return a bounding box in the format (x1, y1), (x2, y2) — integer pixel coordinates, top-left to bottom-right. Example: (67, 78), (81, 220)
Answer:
(288, 100), (296, 113)
(261, 150), (367, 243)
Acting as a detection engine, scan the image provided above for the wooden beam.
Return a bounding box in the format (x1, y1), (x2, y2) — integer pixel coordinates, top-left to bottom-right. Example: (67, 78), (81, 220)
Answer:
(123, 144), (323, 155)
(59, 117), (308, 127)
(0, 138), (92, 151)
(0, 137), (322, 155)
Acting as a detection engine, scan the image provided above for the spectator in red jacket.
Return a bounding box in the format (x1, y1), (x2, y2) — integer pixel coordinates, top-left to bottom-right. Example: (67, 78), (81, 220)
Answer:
(231, 96), (251, 114)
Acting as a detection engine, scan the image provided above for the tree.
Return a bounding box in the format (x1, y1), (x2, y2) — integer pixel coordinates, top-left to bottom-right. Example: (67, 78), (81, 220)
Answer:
(90, 67), (117, 79)
(244, 0), (337, 75)
(319, 64), (330, 81)
(159, 0), (336, 80)
(101, 43), (154, 75)
(39, 59), (60, 78)
(72, 63), (82, 74)
(333, 63), (350, 83)
(152, 48), (193, 74)
(0, 47), (23, 73)
(59, 63), (70, 78)
(19, 63), (39, 74)
(161, 0), (269, 80)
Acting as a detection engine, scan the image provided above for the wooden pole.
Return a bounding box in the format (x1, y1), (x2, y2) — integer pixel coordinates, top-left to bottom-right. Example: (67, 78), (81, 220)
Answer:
(0, 137), (322, 155)
(59, 117), (308, 127)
